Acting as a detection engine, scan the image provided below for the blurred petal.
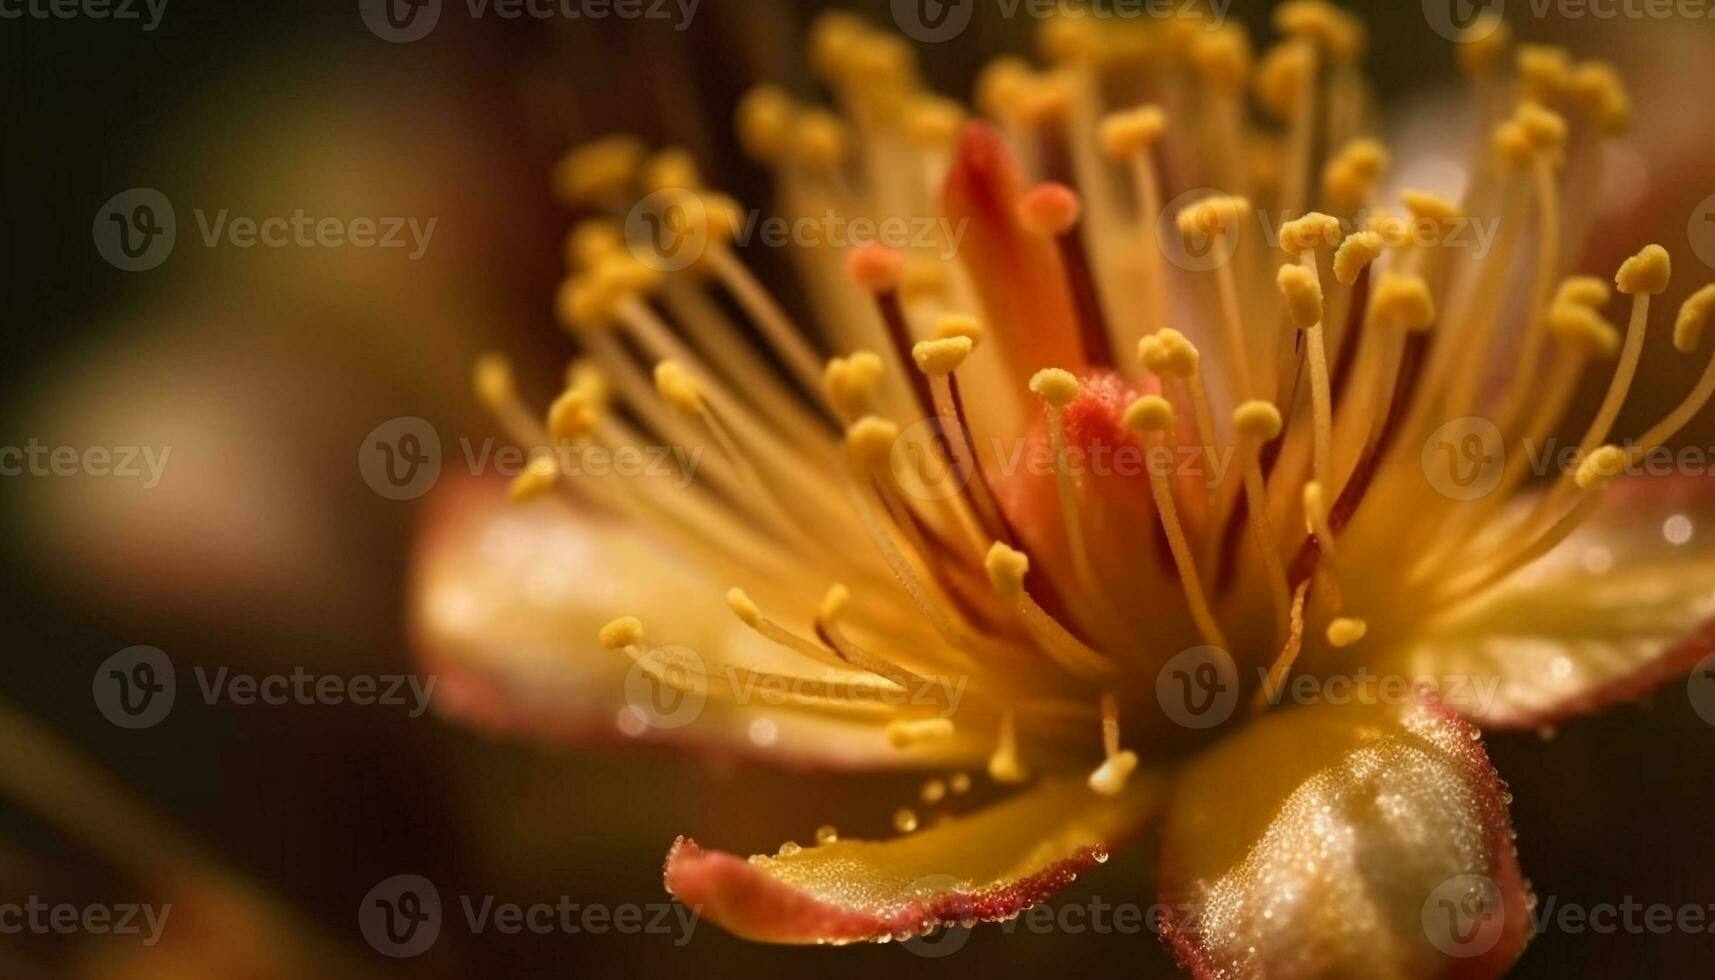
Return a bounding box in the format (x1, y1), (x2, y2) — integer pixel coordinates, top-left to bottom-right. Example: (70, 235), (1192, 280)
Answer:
(1399, 475), (1715, 729)
(412, 475), (990, 769)
(1158, 699), (1529, 980)
(664, 776), (1160, 944)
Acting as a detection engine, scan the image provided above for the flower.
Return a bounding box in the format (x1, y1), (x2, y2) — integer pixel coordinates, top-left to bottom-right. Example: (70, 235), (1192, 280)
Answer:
(413, 3), (1715, 976)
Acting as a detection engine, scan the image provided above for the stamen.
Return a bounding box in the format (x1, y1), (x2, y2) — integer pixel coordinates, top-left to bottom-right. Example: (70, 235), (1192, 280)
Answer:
(1233, 401), (1293, 639)
(1028, 368), (1098, 591)
(984, 542), (1115, 681)
(1251, 580), (1310, 712)
(1019, 182), (1112, 366)
(1124, 396), (1229, 649)
(987, 709), (1028, 784)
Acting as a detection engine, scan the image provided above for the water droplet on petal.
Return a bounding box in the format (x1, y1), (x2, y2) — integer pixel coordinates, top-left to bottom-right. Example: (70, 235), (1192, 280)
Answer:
(894, 808), (919, 833)
(815, 824), (839, 845)
(1092, 845), (1110, 864)
(777, 840), (801, 857)
(949, 772), (971, 794)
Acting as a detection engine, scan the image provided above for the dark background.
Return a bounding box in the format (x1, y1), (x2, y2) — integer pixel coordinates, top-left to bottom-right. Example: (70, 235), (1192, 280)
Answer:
(2, 1), (1713, 976)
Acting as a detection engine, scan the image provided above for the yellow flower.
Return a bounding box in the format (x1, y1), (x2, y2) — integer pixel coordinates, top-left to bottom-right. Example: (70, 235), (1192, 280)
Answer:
(415, 4), (1715, 975)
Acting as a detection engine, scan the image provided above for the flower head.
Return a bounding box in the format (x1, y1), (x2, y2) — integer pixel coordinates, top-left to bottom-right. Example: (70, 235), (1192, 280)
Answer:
(417, 3), (1715, 975)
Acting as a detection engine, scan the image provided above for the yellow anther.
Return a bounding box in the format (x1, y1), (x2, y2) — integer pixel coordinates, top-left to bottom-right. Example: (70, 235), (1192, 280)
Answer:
(1277, 263), (1325, 330)
(1029, 368), (1080, 408)
(791, 110), (850, 169)
(887, 718), (955, 750)
(551, 135), (644, 206)
(1273, 2), (1359, 61)
(1372, 273), (1437, 331)
(1233, 400), (1284, 440)
(1326, 617), (1368, 648)
(1255, 41), (1313, 119)
(976, 57), (1031, 121)
(641, 148), (700, 194)
(1135, 333), (1193, 379)
(725, 587), (761, 627)
(593, 252), (663, 299)
(1190, 26), (1251, 90)
(473, 353), (514, 411)
(1574, 445), (1627, 489)
(1175, 195), (1251, 239)
(564, 220), (622, 270)
(1333, 231), (1384, 285)
(599, 617), (644, 650)
(1554, 276), (1611, 309)
(1547, 302), (1620, 358)
(1571, 60), (1631, 134)
(1098, 105), (1167, 159)
(987, 742), (1028, 784)
(653, 360), (704, 414)
(1014, 72), (1077, 128)
(1123, 395), (1175, 433)
(912, 337), (974, 376)
(1492, 120), (1535, 168)
(1675, 285), (1715, 353)
(934, 313), (985, 346)
(818, 584), (850, 622)
(1302, 480), (1329, 528)
(825, 352), (884, 419)
(1279, 213), (1342, 255)
(905, 95), (965, 148)
(1455, 12), (1511, 77)
(900, 259), (950, 305)
(1517, 44), (1572, 100)
(1088, 750), (1139, 796)
(984, 542), (1030, 598)
(1402, 190), (1462, 223)
(508, 454), (559, 503)
(1615, 244), (1671, 296)
(808, 10), (866, 79)
(1514, 101), (1568, 154)
(1335, 138), (1388, 181)
(555, 276), (609, 331)
(736, 85), (795, 163)
(1039, 14), (1104, 65)
(845, 416), (899, 468)
(548, 389), (598, 442)
(568, 359), (610, 409)
(1137, 328), (1200, 379)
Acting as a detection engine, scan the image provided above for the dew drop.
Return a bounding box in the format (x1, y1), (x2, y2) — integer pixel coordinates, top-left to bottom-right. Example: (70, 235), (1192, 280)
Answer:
(1092, 845), (1110, 864)
(949, 772), (972, 794)
(776, 840), (802, 857)
(921, 778), (947, 804)
(894, 808), (919, 833)
(814, 824), (839, 845)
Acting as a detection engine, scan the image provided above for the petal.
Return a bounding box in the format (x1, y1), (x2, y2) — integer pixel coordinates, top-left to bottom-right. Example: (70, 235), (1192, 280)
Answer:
(664, 776), (1160, 944)
(412, 474), (990, 769)
(1158, 699), (1530, 980)
(1399, 475), (1715, 729)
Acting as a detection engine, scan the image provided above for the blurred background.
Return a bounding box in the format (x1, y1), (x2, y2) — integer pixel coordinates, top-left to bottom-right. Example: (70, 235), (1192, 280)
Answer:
(3, 0), (1714, 976)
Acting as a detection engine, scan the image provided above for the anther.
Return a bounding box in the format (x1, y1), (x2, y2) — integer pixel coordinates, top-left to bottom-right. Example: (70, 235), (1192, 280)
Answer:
(847, 244), (905, 294)
(912, 337), (974, 377)
(934, 313), (985, 346)
(1676, 285), (1715, 353)
(1098, 106), (1167, 160)
(1278, 263), (1325, 330)
(508, 454), (559, 503)
(1574, 445), (1627, 489)
(1615, 244), (1671, 296)
(599, 616), (645, 650)
(1233, 400), (1284, 441)
(1029, 368), (1081, 408)
(984, 542), (1030, 598)
(653, 360), (705, 414)
(1326, 617), (1367, 648)
(1137, 329), (1200, 379)
(1333, 231), (1384, 285)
